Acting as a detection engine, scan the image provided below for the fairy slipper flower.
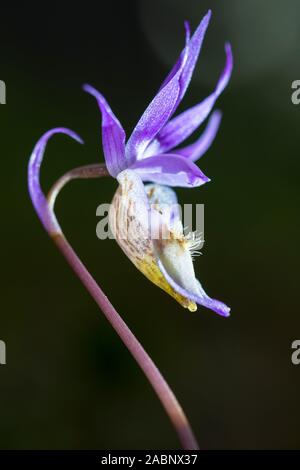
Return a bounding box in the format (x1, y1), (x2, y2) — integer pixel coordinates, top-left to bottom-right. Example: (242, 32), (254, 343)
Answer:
(109, 169), (229, 316)
(28, 9), (234, 450)
(83, 10), (232, 317)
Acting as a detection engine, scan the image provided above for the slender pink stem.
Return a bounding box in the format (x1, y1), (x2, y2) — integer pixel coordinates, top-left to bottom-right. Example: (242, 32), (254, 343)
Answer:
(28, 129), (199, 450)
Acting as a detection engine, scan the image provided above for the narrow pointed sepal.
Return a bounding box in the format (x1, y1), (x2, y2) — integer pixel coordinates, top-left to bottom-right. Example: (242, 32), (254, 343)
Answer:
(83, 84), (128, 176)
(156, 43), (233, 153)
(172, 110), (222, 161)
(28, 127), (84, 232)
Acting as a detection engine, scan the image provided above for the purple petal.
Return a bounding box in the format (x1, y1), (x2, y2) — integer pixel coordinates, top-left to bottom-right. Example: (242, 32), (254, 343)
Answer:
(156, 257), (230, 317)
(83, 84), (128, 177)
(125, 44), (189, 162)
(28, 128), (83, 231)
(156, 43), (233, 153)
(130, 154), (210, 187)
(158, 20), (191, 93)
(177, 11), (211, 106)
(126, 12), (211, 163)
(159, 11), (211, 109)
(172, 110), (222, 161)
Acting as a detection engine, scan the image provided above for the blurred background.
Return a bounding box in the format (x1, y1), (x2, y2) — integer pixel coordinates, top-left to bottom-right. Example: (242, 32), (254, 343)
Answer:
(0, 0), (300, 449)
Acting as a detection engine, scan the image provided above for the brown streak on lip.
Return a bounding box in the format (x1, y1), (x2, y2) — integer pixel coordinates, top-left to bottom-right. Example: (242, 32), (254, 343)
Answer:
(148, 187), (155, 199)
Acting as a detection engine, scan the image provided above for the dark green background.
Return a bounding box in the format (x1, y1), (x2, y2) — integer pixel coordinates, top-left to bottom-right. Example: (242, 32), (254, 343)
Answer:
(0, 0), (299, 449)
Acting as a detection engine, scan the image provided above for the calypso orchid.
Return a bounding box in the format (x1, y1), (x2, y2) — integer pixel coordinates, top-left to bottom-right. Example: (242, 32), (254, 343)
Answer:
(28, 9), (233, 449)
(83, 10), (233, 316)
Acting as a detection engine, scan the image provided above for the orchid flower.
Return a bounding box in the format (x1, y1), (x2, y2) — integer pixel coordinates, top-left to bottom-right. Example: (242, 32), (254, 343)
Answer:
(83, 10), (233, 317)
(28, 10), (233, 449)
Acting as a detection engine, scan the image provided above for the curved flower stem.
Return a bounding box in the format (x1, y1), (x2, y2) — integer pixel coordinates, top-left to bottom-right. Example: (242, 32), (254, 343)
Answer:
(28, 129), (199, 450)
(47, 163), (108, 211)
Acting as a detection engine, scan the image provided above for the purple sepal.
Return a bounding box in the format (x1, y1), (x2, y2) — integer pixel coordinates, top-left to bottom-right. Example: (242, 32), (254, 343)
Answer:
(156, 43), (233, 153)
(83, 84), (127, 177)
(158, 11), (211, 110)
(28, 128), (83, 231)
(172, 110), (222, 161)
(125, 39), (189, 162)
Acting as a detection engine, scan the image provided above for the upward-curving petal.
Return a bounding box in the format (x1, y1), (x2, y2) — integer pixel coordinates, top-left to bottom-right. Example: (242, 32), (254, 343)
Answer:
(159, 10), (211, 109)
(172, 110), (222, 161)
(130, 153), (210, 187)
(176, 11), (211, 107)
(83, 84), (128, 177)
(126, 11), (212, 163)
(158, 20), (191, 93)
(125, 35), (189, 162)
(156, 43), (233, 153)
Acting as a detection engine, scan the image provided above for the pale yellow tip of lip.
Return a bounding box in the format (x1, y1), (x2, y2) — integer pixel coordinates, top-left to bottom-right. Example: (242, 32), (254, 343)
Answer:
(187, 302), (197, 312)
